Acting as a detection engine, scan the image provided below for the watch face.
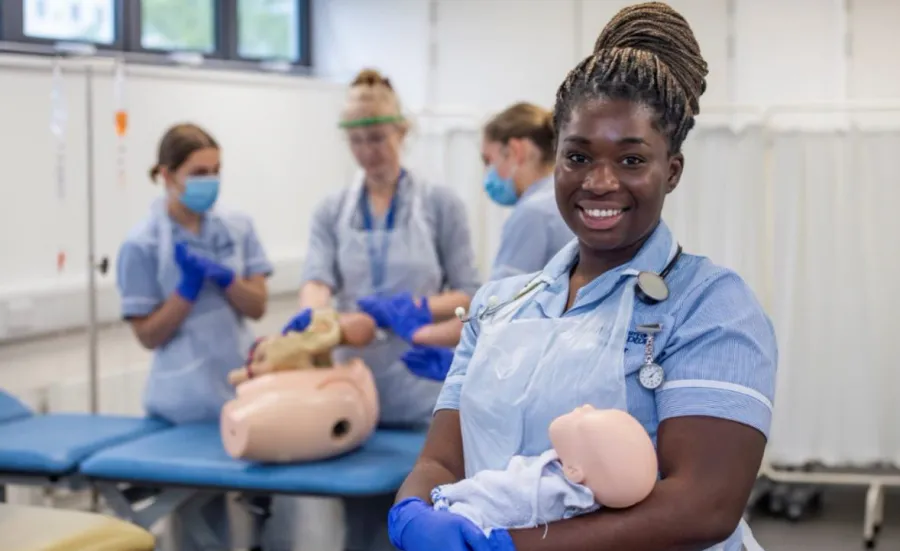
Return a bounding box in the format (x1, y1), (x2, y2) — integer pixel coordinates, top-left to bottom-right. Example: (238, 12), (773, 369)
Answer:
(639, 363), (664, 390)
(637, 272), (669, 302)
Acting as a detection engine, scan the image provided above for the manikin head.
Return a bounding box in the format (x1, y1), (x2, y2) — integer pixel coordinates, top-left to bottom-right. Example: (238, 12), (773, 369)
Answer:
(549, 405), (658, 509)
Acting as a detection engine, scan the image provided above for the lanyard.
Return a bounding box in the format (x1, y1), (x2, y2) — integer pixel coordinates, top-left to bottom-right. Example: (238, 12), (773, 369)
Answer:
(359, 170), (405, 294)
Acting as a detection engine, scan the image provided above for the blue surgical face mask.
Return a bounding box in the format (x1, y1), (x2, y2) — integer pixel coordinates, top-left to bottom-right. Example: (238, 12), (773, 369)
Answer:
(179, 176), (220, 213)
(483, 166), (518, 206)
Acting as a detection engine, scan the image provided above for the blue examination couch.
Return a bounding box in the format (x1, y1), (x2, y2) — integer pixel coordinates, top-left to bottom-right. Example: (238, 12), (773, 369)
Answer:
(0, 390), (427, 546)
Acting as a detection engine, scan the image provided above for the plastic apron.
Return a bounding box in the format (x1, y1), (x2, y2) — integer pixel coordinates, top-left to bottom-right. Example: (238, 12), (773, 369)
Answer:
(331, 172), (445, 427)
(143, 201), (255, 425)
(457, 269), (765, 551)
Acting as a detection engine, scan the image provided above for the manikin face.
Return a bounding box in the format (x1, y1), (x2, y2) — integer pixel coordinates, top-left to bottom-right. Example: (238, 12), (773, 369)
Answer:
(548, 404), (596, 483)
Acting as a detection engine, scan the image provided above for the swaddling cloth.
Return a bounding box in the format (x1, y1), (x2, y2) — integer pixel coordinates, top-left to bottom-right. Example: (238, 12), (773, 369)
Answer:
(431, 449), (599, 535)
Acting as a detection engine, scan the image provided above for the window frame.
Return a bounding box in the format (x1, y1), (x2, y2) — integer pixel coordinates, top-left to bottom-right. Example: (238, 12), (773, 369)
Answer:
(0, 0), (126, 50)
(0, 0), (312, 72)
(123, 0), (226, 59)
(225, 0), (311, 66)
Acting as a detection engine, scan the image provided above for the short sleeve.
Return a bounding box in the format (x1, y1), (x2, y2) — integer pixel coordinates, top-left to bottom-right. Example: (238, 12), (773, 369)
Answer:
(656, 271), (778, 438)
(433, 285), (489, 413)
(116, 241), (164, 318)
(242, 218), (274, 278)
(490, 207), (550, 281)
(300, 195), (341, 290)
(432, 188), (481, 296)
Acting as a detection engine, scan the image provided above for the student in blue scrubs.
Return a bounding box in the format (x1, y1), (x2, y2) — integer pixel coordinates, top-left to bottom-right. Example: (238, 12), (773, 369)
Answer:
(388, 4), (776, 551)
(282, 69), (481, 551)
(481, 102), (574, 281)
(116, 123), (273, 550)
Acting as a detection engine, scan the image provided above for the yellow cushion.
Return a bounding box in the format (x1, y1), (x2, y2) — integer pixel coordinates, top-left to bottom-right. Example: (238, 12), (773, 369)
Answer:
(0, 503), (155, 551)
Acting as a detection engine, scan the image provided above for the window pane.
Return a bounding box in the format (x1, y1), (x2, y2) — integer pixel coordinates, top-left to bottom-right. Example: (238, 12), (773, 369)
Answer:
(24, 0), (116, 44)
(237, 0), (300, 61)
(141, 0), (215, 53)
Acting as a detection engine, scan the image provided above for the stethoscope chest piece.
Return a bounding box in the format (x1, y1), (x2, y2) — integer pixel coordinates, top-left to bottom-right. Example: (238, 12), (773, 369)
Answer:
(636, 323), (665, 390)
(635, 271), (669, 304)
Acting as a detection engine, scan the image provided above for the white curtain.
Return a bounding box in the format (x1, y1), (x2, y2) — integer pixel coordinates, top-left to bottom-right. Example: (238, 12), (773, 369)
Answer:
(767, 129), (900, 466)
(666, 126), (769, 299)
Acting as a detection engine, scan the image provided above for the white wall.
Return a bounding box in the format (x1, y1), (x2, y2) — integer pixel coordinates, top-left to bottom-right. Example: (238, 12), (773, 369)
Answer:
(0, 55), (354, 341)
(313, 0), (900, 117)
(3, 0), (900, 342)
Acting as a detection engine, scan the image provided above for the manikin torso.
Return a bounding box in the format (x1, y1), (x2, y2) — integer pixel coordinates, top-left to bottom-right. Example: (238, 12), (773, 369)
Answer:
(220, 310), (381, 463)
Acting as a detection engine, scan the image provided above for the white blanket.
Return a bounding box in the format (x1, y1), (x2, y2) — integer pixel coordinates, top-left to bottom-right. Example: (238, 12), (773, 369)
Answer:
(431, 449), (599, 535)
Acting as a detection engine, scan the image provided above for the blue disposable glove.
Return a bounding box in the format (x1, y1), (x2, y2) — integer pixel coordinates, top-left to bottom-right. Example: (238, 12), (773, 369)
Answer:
(388, 497), (492, 551)
(193, 255), (235, 289)
(356, 295), (393, 329)
(358, 293), (433, 342)
(386, 293), (433, 342)
(174, 241), (205, 302)
(487, 529), (516, 551)
(401, 345), (454, 381)
(282, 308), (312, 335)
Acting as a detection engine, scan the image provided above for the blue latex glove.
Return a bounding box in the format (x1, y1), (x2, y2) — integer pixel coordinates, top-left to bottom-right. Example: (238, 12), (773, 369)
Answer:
(487, 529), (515, 551)
(193, 255), (235, 289)
(173, 241), (205, 302)
(358, 293), (433, 342)
(282, 308), (312, 335)
(401, 345), (454, 381)
(356, 295), (393, 329)
(387, 293), (433, 342)
(388, 497), (492, 551)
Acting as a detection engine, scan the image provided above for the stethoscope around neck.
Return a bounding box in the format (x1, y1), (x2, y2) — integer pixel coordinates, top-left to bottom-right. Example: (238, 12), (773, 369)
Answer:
(455, 243), (684, 324)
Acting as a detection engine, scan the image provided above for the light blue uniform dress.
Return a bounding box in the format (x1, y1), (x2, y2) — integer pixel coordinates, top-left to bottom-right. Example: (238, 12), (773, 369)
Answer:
(116, 198), (273, 551)
(436, 221), (776, 551)
(117, 198), (273, 424)
(490, 175), (573, 281)
(300, 169), (481, 551)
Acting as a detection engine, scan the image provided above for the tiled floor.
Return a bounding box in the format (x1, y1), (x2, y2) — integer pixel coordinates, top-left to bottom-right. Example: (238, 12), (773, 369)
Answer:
(1, 295), (898, 550)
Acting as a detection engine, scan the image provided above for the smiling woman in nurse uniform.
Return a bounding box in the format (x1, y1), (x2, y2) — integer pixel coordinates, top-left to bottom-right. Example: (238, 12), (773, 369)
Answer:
(388, 3), (777, 551)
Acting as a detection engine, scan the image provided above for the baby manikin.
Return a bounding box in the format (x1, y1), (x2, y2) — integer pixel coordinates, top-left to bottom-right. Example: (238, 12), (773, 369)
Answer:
(431, 406), (658, 534)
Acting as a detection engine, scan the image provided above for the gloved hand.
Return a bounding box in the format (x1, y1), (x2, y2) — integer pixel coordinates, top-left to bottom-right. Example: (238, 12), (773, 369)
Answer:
(356, 295), (393, 329)
(388, 497), (491, 551)
(358, 293), (432, 343)
(401, 345), (454, 381)
(387, 293), (433, 342)
(282, 308), (312, 335)
(174, 241), (205, 302)
(487, 529), (516, 551)
(192, 255), (235, 289)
